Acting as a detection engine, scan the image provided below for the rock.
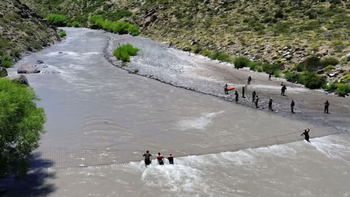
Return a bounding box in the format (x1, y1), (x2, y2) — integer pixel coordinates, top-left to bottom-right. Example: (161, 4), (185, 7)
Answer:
(283, 46), (288, 50)
(285, 55), (293, 60)
(346, 53), (350, 60)
(143, 15), (158, 27)
(18, 75), (30, 86)
(320, 49), (328, 56)
(0, 67), (8, 77)
(272, 56), (278, 60)
(328, 71), (340, 77)
(36, 60), (44, 64)
(0, 12), (4, 18)
(58, 51), (63, 54)
(17, 63), (40, 74)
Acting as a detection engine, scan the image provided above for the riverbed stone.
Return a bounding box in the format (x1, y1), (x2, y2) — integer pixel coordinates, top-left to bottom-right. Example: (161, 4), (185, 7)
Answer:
(17, 63), (40, 74)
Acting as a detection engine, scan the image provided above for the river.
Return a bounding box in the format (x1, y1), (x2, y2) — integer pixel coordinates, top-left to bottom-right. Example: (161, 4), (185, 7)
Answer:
(5, 28), (350, 197)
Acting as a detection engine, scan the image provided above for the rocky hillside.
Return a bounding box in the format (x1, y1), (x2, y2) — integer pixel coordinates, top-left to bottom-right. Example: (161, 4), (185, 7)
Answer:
(25, 0), (350, 63)
(0, 0), (59, 68)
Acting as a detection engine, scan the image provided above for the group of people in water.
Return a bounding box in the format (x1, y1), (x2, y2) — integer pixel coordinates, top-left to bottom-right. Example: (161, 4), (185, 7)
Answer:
(224, 76), (331, 114)
(143, 150), (174, 167)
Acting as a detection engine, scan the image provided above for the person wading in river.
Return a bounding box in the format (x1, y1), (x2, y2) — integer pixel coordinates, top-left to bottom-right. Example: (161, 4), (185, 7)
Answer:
(301, 128), (311, 143)
(242, 86), (246, 98)
(167, 154), (174, 164)
(143, 150), (152, 167)
(247, 76), (252, 85)
(255, 95), (259, 108)
(157, 152), (164, 165)
(235, 91), (239, 102)
(224, 83), (228, 95)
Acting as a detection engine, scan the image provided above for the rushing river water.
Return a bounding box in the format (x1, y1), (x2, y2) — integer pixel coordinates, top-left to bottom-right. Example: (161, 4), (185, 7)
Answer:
(6, 28), (350, 197)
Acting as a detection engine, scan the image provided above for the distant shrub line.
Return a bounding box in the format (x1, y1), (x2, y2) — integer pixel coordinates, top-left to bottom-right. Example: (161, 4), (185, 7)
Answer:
(89, 15), (139, 36)
(113, 44), (140, 62)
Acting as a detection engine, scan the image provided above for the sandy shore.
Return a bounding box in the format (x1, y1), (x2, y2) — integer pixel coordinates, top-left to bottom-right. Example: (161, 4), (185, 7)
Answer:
(105, 35), (350, 135)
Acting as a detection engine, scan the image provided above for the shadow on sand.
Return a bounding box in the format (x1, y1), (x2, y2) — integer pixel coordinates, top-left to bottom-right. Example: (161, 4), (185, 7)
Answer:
(0, 152), (56, 197)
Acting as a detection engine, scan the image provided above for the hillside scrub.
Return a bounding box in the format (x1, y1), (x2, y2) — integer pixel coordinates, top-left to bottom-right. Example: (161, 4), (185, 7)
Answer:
(113, 44), (140, 62)
(58, 29), (66, 37)
(1, 54), (14, 68)
(89, 15), (139, 36)
(46, 14), (67, 26)
(0, 78), (46, 178)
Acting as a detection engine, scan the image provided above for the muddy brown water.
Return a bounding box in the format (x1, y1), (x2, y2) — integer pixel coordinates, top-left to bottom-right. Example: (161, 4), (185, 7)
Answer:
(4, 28), (350, 197)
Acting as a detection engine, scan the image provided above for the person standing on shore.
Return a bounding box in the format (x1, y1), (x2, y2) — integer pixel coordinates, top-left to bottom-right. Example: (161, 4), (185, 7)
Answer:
(269, 73), (272, 80)
(255, 95), (259, 108)
(252, 91), (256, 102)
(247, 76), (252, 85)
(291, 100), (295, 113)
(242, 87), (245, 98)
(224, 83), (228, 95)
(268, 98), (273, 111)
(157, 152), (164, 165)
(324, 100), (330, 114)
(235, 91), (239, 102)
(281, 85), (287, 96)
(301, 128), (311, 143)
(143, 150), (152, 167)
(167, 154), (174, 164)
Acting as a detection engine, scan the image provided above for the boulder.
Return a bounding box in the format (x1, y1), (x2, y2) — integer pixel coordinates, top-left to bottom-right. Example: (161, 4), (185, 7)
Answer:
(285, 55), (293, 60)
(18, 75), (30, 86)
(0, 67), (8, 77)
(346, 53), (350, 60)
(17, 63), (40, 74)
(36, 60), (44, 64)
(320, 49), (328, 56)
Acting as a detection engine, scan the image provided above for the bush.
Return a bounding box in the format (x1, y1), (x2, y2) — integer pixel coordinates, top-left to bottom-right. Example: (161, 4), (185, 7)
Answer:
(262, 62), (279, 74)
(1, 54), (13, 68)
(321, 57), (339, 66)
(128, 25), (140, 36)
(335, 83), (350, 97)
(46, 14), (67, 26)
(200, 49), (211, 57)
(58, 29), (66, 37)
(300, 72), (327, 89)
(233, 56), (251, 69)
(89, 15), (139, 36)
(285, 71), (300, 83)
(113, 44), (140, 62)
(211, 52), (232, 62)
(273, 70), (280, 78)
(0, 78), (46, 178)
(323, 65), (335, 72)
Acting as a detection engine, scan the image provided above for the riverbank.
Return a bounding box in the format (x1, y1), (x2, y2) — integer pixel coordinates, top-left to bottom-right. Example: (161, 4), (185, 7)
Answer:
(105, 33), (350, 134)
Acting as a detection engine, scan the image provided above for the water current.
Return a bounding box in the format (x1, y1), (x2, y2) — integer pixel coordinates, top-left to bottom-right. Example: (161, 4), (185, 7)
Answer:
(6, 28), (350, 196)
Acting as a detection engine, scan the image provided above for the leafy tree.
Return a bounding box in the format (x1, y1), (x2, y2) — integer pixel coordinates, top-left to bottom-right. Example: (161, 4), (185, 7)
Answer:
(0, 79), (46, 178)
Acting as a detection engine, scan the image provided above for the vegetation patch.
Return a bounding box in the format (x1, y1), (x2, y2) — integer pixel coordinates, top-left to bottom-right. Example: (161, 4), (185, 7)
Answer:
(89, 15), (140, 36)
(46, 14), (67, 26)
(58, 29), (66, 37)
(1, 54), (14, 68)
(113, 43), (140, 62)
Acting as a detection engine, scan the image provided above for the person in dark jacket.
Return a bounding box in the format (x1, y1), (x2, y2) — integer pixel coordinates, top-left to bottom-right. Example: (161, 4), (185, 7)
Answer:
(281, 85), (287, 96)
(255, 95), (259, 108)
(301, 128), (311, 143)
(268, 98), (273, 111)
(235, 91), (239, 102)
(291, 100), (295, 113)
(167, 154), (174, 164)
(247, 76), (252, 85)
(242, 87), (245, 98)
(252, 91), (256, 102)
(143, 150), (152, 167)
(224, 83), (228, 95)
(324, 100), (330, 114)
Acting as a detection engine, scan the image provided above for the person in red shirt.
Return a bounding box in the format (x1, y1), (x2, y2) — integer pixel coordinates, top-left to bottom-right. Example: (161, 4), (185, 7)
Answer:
(157, 152), (164, 165)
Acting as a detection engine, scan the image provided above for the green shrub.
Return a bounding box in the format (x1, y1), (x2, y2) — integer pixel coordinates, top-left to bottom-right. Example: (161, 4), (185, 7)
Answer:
(324, 65), (335, 72)
(113, 44), (140, 62)
(299, 72), (327, 89)
(58, 29), (66, 37)
(128, 25), (140, 36)
(285, 71), (300, 83)
(273, 70), (280, 78)
(211, 52), (232, 62)
(46, 14), (67, 26)
(262, 62), (279, 74)
(335, 83), (350, 97)
(248, 61), (257, 71)
(321, 57), (339, 66)
(342, 74), (350, 82)
(1, 54), (13, 68)
(200, 49), (212, 57)
(233, 56), (252, 69)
